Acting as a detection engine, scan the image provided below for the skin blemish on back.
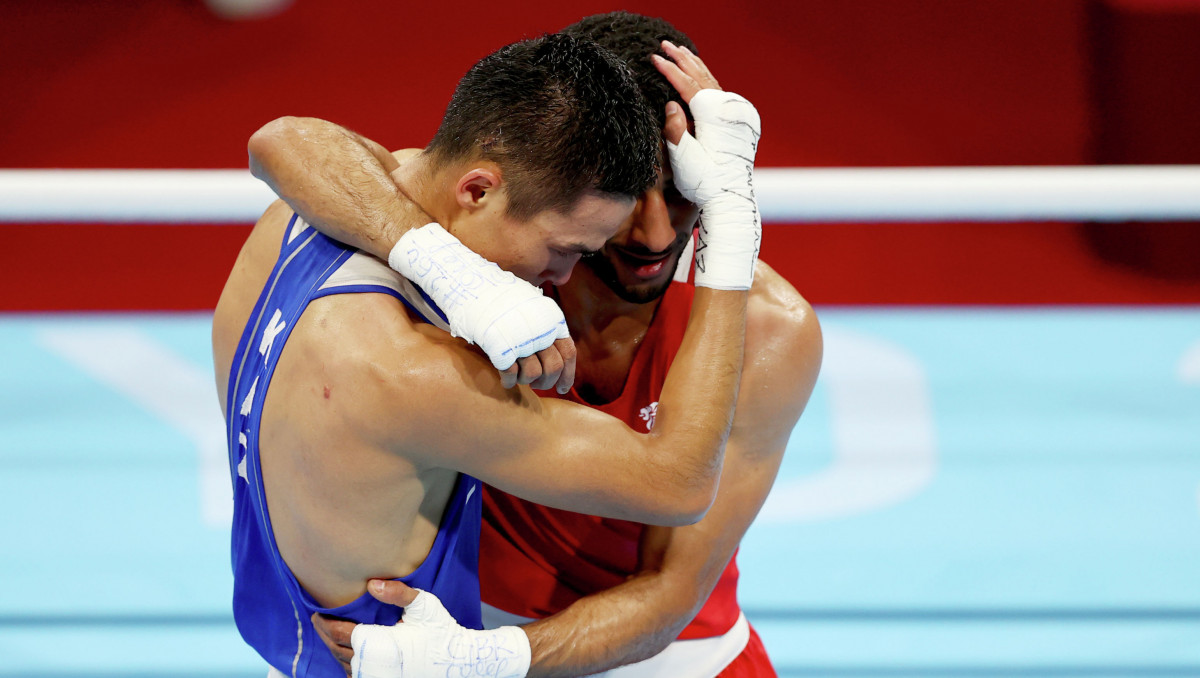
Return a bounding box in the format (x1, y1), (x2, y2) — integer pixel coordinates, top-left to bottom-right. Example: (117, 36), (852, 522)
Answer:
(323, 385), (331, 400)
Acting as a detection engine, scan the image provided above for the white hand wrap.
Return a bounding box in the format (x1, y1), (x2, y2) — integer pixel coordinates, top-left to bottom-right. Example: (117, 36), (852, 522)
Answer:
(350, 590), (531, 678)
(666, 89), (762, 290)
(388, 223), (569, 370)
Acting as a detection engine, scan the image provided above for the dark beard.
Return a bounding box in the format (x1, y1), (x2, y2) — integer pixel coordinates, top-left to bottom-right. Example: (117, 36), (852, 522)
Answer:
(583, 249), (678, 305)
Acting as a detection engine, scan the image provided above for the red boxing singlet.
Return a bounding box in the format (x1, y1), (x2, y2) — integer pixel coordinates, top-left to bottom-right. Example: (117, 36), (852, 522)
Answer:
(479, 280), (742, 640)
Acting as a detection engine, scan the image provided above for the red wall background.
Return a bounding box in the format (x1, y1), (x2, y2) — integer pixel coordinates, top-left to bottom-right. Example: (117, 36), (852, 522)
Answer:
(2, 0), (1199, 309)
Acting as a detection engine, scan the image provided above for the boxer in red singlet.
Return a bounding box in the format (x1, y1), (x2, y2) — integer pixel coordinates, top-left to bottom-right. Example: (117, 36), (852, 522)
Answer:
(477, 253), (812, 677)
(257, 13), (821, 677)
(450, 24), (820, 673)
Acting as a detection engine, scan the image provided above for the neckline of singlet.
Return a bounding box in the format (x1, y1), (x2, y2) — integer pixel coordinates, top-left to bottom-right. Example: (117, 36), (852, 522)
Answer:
(548, 282), (684, 408)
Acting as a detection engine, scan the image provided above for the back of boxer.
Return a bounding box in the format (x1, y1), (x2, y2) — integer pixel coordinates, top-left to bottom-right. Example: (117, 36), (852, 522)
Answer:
(214, 34), (761, 678)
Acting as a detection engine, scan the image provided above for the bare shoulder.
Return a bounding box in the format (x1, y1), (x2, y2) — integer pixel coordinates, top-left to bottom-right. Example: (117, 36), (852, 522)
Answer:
(301, 292), (490, 400)
(746, 260), (822, 375)
(297, 292), (532, 463)
(213, 199), (299, 406)
(724, 260), (824, 443)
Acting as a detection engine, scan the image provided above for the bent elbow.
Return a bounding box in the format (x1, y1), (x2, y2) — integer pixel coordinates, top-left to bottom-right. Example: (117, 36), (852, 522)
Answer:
(676, 478), (721, 525)
(645, 474), (719, 527)
(247, 116), (301, 177)
(634, 437), (725, 526)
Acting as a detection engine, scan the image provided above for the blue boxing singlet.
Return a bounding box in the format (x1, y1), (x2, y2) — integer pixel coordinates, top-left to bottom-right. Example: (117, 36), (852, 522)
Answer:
(223, 215), (483, 677)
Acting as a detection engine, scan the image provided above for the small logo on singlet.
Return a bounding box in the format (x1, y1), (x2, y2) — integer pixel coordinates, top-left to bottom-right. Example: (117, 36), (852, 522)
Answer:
(639, 402), (659, 431)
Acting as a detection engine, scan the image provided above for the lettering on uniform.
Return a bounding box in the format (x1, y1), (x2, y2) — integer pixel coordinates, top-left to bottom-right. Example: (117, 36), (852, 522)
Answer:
(237, 307), (285, 483)
(259, 309), (287, 359)
(237, 432), (248, 481)
(240, 377), (258, 417)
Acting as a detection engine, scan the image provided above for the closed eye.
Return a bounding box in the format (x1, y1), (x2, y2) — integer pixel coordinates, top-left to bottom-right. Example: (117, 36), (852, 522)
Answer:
(555, 245), (601, 259)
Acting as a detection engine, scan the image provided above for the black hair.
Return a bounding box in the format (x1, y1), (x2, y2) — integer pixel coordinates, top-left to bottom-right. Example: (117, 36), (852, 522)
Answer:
(426, 33), (660, 219)
(560, 11), (699, 131)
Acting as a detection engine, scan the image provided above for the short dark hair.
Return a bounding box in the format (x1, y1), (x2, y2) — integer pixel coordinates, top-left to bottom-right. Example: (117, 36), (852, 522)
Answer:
(560, 12), (699, 131)
(426, 33), (660, 220)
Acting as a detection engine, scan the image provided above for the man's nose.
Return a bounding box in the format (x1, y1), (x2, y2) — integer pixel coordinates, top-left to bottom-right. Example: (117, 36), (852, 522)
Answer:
(545, 263), (574, 287)
(631, 190), (678, 253)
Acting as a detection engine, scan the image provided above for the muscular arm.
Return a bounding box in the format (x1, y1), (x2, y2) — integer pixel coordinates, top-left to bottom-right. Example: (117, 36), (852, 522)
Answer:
(521, 265), (822, 675)
(249, 116), (577, 390)
(361, 281), (748, 526)
(315, 267), (813, 675)
(248, 116), (427, 259)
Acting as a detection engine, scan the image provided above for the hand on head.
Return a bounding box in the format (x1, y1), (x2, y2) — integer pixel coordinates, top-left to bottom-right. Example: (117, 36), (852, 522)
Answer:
(652, 40), (722, 103)
(654, 40), (721, 146)
(652, 40), (763, 292)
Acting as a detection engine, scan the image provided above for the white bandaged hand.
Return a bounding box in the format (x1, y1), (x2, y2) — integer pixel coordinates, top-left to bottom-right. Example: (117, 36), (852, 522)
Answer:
(667, 89), (762, 290)
(388, 223), (568, 370)
(350, 589), (531, 678)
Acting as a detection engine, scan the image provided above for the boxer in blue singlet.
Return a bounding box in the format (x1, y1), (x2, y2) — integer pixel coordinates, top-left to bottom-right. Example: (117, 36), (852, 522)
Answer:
(213, 33), (753, 678)
(225, 216), (484, 676)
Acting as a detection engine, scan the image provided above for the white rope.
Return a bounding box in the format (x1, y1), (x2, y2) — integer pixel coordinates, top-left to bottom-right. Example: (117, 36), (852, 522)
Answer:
(755, 166), (1200, 222)
(0, 170), (274, 224)
(1, 167), (1199, 223)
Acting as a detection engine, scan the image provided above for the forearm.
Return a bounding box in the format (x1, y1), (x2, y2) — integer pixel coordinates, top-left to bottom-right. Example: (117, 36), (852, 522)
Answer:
(247, 116), (431, 259)
(646, 287), (747, 508)
(523, 573), (695, 678)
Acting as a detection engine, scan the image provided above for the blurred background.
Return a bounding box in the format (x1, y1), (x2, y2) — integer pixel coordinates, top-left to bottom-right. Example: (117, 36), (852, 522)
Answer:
(1, 0), (1198, 675)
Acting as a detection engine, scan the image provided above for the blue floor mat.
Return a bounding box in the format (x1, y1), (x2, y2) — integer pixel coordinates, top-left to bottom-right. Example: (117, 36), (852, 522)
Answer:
(2, 308), (1198, 676)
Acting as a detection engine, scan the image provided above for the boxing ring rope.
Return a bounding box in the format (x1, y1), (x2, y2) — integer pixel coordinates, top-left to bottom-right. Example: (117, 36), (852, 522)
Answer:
(2, 166), (1200, 223)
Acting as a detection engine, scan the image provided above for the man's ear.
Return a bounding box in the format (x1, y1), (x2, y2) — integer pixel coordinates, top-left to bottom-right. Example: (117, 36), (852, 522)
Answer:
(454, 166), (503, 212)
